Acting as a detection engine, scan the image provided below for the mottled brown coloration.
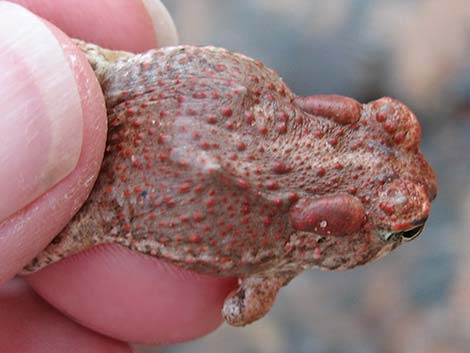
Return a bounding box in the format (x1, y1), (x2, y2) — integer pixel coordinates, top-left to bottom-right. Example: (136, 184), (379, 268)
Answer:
(23, 40), (437, 326)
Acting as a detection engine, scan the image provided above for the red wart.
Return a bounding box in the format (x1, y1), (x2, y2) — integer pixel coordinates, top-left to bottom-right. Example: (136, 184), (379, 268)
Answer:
(289, 195), (366, 236)
(294, 94), (362, 124)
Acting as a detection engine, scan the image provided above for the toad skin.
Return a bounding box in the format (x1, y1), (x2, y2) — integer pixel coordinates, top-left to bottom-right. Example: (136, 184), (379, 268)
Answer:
(23, 41), (437, 326)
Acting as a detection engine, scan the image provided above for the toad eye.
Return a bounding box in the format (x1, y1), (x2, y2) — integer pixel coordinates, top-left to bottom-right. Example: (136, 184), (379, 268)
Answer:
(381, 225), (425, 242)
(399, 225), (425, 241)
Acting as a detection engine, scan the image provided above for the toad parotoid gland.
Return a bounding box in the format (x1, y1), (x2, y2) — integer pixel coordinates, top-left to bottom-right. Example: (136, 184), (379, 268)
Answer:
(23, 40), (437, 326)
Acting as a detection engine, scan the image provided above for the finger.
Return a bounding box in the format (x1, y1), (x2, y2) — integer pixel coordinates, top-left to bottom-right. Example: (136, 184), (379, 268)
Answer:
(11, 0), (178, 51)
(0, 278), (133, 353)
(0, 3), (107, 283)
(26, 245), (237, 344)
(6, 2), (238, 343)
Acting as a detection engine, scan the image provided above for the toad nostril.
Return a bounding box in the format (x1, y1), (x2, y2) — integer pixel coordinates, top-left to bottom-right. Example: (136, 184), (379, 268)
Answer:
(371, 97), (422, 150)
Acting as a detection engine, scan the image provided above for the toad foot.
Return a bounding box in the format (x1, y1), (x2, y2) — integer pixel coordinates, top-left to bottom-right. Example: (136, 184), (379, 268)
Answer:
(222, 273), (293, 326)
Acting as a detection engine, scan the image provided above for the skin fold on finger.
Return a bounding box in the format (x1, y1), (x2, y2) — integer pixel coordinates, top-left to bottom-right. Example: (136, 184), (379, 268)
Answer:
(11, 0), (178, 51)
(0, 278), (134, 353)
(0, 6), (107, 284)
(26, 244), (237, 344)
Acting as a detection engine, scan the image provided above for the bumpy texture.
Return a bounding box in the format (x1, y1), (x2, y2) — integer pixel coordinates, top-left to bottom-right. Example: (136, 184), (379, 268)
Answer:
(23, 41), (437, 326)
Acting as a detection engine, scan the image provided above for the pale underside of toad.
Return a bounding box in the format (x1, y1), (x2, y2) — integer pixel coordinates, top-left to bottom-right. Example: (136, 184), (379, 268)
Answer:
(23, 40), (437, 326)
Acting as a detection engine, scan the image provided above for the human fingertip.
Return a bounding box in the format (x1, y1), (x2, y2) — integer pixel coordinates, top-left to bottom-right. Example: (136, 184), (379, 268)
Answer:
(0, 2), (83, 222)
(141, 0), (179, 47)
(0, 278), (133, 353)
(0, 3), (106, 285)
(26, 244), (237, 344)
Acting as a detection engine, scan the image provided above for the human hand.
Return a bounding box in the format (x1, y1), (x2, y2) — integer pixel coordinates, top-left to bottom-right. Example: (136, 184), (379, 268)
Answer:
(0, 1), (236, 351)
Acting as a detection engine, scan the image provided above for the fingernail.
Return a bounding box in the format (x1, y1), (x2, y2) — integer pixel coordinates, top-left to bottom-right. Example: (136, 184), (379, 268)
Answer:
(0, 3), (83, 222)
(142, 0), (179, 47)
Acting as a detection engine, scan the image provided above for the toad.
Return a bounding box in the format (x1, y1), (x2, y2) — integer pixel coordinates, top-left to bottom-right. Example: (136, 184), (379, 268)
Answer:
(23, 41), (437, 326)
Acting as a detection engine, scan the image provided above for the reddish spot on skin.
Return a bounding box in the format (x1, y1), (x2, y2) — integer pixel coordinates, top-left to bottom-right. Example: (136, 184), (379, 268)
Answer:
(294, 95), (362, 124)
(263, 217), (272, 226)
(384, 121), (397, 134)
(221, 107), (233, 117)
(206, 115), (218, 124)
(376, 112), (387, 122)
(317, 168), (326, 177)
(199, 141), (211, 150)
(259, 126), (268, 135)
(205, 197), (216, 208)
(180, 215), (190, 223)
(275, 111), (289, 122)
(163, 196), (176, 208)
(236, 178), (250, 190)
(288, 193), (299, 202)
(188, 234), (202, 243)
(328, 137), (338, 147)
(266, 181), (280, 190)
(289, 195), (365, 236)
(334, 162), (344, 170)
(192, 212), (206, 222)
(237, 142), (247, 151)
(186, 108), (198, 116)
(125, 108), (135, 117)
(271, 162), (292, 174)
(178, 183), (191, 194)
(394, 132), (406, 144)
(245, 111), (255, 124)
(276, 123), (287, 134)
(379, 202), (394, 216)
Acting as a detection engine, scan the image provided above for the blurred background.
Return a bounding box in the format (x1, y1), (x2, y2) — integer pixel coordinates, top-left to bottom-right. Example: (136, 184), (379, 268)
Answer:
(141, 1), (470, 352)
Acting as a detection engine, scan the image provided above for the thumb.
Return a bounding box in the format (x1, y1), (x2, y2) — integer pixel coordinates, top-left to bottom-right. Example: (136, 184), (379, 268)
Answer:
(0, 2), (107, 284)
